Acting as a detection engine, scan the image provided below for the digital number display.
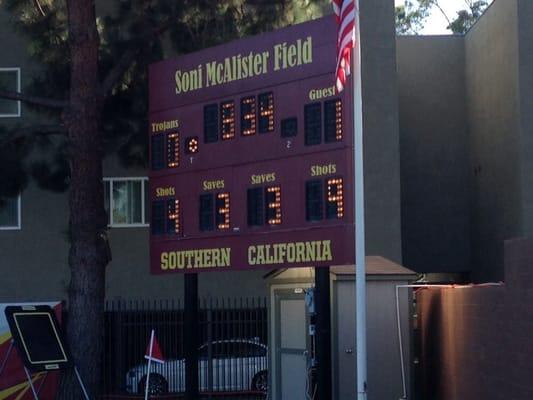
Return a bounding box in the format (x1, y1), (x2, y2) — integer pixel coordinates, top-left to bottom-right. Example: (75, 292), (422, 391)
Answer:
(185, 137), (199, 154)
(216, 193), (230, 229)
(221, 101), (235, 140)
(167, 199), (180, 233)
(258, 92), (274, 133)
(326, 178), (343, 218)
(305, 103), (322, 145)
(266, 186), (282, 225)
(167, 132), (179, 168)
(200, 193), (231, 231)
(305, 180), (323, 221)
(247, 187), (263, 226)
(152, 199), (180, 235)
(324, 99), (342, 142)
(151, 201), (165, 234)
(199, 194), (214, 231)
(248, 186), (282, 226)
(151, 134), (165, 170)
(204, 104), (219, 143)
(281, 117), (297, 137)
(241, 96), (257, 136)
(306, 177), (344, 221)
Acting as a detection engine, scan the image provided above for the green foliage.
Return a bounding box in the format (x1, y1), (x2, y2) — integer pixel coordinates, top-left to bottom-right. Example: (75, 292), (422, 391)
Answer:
(447, 1), (488, 34)
(395, 0), (433, 35)
(395, 0), (489, 35)
(0, 0), (328, 198)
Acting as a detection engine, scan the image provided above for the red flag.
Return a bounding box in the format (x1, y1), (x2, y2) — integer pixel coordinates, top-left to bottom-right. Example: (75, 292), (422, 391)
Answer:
(332, 0), (358, 92)
(144, 330), (164, 364)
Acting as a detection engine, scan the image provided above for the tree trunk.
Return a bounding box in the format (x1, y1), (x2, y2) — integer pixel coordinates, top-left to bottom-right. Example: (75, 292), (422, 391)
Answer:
(59, 0), (107, 398)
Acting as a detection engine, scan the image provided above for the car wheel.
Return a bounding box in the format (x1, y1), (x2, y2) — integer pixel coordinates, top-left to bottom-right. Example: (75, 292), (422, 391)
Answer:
(251, 370), (268, 392)
(138, 373), (168, 395)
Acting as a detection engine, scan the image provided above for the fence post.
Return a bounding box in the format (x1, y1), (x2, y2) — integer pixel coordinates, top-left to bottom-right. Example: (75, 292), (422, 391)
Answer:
(207, 298), (213, 398)
(185, 273), (199, 399)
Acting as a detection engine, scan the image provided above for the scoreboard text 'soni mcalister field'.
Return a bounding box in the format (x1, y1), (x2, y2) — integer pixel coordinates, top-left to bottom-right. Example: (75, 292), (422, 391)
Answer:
(149, 16), (355, 274)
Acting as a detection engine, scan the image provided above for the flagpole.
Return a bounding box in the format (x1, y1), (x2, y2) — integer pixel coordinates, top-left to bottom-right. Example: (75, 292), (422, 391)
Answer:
(144, 329), (154, 400)
(352, 0), (367, 399)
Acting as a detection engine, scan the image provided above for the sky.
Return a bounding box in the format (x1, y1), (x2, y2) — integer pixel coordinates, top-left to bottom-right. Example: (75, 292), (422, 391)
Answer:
(394, 0), (494, 35)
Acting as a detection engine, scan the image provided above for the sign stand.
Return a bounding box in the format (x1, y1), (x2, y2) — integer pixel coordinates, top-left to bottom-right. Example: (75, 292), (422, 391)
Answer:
(22, 366), (40, 400)
(3, 305), (91, 400)
(0, 339), (49, 400)
(74, 366), (91, 400)
(0, 339), (14, 377)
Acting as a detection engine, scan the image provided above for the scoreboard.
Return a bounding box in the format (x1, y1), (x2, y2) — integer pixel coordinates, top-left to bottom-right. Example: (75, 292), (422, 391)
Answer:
(148, 16), (355, 274)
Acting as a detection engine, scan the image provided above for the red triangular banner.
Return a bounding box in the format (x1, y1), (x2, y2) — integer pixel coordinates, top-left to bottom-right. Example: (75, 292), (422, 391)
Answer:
(144, 330), (164, 364)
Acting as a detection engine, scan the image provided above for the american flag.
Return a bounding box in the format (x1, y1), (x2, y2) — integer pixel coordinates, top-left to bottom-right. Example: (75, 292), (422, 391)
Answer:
(332, 0), (357, 92)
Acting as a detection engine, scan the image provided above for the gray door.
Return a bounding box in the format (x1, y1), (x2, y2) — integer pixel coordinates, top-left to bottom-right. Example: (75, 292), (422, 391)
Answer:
(275, 290), (308, 400)
(335, 281), (356, 400)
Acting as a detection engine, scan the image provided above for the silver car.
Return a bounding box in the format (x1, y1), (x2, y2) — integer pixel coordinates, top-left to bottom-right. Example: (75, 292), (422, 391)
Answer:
(126, 339), (268, 394)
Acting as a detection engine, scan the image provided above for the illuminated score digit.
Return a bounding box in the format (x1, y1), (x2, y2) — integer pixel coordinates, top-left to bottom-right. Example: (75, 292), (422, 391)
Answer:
(216, 193), (230, 229)
(326, 178), (344, 219)
(324, 99), (342, 142)
(266, 186), (282, 225)
(258, 92), (274, 133)
(167, 132), (179, 168)
(167, 199), (180, 234)
(185, 137), (199, 154)
(241, 96), (256, 136)
(221, 101), (235, 140)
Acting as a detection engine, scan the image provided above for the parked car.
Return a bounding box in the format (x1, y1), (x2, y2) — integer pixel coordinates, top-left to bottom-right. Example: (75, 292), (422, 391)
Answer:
(126, 339), (268, 394)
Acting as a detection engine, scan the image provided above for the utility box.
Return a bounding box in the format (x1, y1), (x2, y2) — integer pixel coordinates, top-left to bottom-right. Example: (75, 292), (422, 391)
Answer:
(265, 256), (416, 400)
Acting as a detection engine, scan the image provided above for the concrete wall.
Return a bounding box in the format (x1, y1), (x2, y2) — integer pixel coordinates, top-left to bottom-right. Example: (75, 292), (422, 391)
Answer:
(465, 0), (522, 281)
(360, 0), (402, 263)
(518, 0), (533, 240)
(417, 237), (533, 400)
(397, 36), (470, 274)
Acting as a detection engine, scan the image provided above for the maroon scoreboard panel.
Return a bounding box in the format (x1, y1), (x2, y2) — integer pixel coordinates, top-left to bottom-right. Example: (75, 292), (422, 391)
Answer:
(148, 16), (355, 274)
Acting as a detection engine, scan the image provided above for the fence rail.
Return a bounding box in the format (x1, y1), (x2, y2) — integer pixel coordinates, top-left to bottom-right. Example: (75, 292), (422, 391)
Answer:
(103, 298), (268, 398)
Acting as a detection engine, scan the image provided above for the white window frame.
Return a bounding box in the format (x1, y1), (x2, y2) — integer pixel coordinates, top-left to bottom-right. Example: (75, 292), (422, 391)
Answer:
(0, 67), (21, 118)
(104, 177), (149, 228)
(0, 194), (21, 230)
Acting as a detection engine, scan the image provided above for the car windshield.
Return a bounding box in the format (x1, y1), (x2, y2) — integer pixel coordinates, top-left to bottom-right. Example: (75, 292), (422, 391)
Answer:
(199, 342), (266, 358)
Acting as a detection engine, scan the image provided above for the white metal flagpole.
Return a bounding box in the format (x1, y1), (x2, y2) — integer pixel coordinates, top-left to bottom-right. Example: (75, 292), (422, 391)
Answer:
(352, 0), (367, 399)
(144, 329), (154, 400)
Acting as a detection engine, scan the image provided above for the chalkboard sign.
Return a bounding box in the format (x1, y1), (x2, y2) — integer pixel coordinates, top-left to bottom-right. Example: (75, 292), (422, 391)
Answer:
(5, 305), (72, 371)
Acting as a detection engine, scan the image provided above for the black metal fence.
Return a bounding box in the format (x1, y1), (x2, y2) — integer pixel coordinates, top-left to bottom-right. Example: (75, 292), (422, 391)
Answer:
(103, 298), (268, 398)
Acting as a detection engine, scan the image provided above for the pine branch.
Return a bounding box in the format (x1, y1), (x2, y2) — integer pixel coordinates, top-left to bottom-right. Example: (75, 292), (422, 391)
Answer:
(100, 48), (137, 98)
(100, 21), (172, 98)
(34, 0), (46, 16)
(0, 89), (68, 109)
(432, 1), (452, 26)
(0, 124), (66, 146)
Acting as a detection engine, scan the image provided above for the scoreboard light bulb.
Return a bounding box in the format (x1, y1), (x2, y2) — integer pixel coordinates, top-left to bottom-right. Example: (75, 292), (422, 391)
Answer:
(168, 199), (180, 233)
(217, 192), (230, 229)
(221, 101), (236, 140)
(259, 92), (275, 133)
(267, 186), (282, 225)
(167, 132), (179, 168)
(185, 137), (199, 154)
(327, 178), (344, 218)
(241, 96), (257, 136)
(335, 100), (342, 140)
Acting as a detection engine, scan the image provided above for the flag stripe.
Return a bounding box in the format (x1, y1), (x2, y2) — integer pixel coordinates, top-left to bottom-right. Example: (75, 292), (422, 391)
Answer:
(332, 0), (358, 92)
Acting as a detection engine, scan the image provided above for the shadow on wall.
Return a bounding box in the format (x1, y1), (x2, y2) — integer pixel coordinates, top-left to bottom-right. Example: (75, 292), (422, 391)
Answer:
(416, 237), (533, 400)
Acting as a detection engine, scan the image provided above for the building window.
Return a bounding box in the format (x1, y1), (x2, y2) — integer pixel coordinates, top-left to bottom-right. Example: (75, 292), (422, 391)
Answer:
(0, 195), (21, 230)
(0, 68), (21, 117)
(103, 178), (149, 227)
